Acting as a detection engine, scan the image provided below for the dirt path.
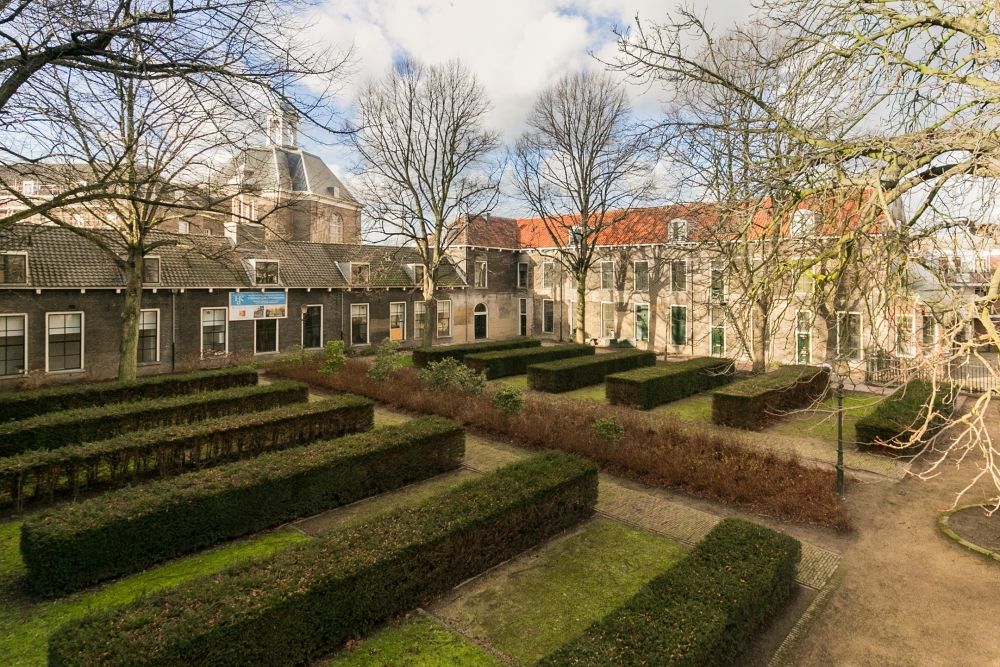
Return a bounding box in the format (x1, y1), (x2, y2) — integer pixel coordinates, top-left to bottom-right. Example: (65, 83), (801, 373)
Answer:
(786, 425), (1000, 665)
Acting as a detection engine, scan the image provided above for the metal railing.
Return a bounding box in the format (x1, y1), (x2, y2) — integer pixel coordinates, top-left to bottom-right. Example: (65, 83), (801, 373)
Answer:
(865, 349), (1000, 393)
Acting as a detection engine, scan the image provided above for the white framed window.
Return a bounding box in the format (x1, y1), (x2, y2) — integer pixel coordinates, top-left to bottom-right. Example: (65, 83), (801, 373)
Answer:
(351, 263), (370, 285)
(896, 313), (916, 357)
(671, 260), (687, 292)
(0, 314), (27, 376)
(601, 301), (615, 338)
(231, 195), (257, 223)
(670, 305), (687, 346)
(796, 310), (812, 364)
(142, 256), (161, 284)
(600, 261), (614, 289)
(542, 299), (554, 333)
(254, 318), (278, 354)
(71, 213), (86, 227)
(138, 309), (160, 363)
(200, 307), (228, 358)
(437, 299), (452, 338)
(710, 305), (726, 356)
(710, 260), (725, 301)
(836, 311), (863, 360)
(21, 180), (39, 196)
(252, 260), (279, 285)
(410, 264), (426, 286)
(541, 261), (555, 289)
(327, 214), (343, 243)
(921, 312), (938, 351)
(414, 301), (426, 340)
(224, 222), (238, 243)
(668, 218), (688, 242)
(351, 303), (369, 345)
(790, 210), (816, 237)
(46, 311), (84, 373)
(474, 303), (489, 339)
(634, 261), (649, 291)
(517, 262), (529, 289)
(634, 303), (649, 342)
(0, 252), (28, 285)
(795, 265), (813, 297)
(302, 304), (323, 349)
(389, 302), (406, 341)
(474, 259), (488, 288)
(519, 298), (529, 336)
(177, 220), (190, 235)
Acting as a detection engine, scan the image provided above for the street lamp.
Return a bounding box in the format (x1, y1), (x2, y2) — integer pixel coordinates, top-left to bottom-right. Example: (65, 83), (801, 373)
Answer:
(830, 355), (851, 499)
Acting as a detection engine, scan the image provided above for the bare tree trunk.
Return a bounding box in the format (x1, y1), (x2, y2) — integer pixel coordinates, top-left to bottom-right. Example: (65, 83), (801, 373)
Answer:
(575, 279), (587, 343)
(422, 278), (436, 349)
(118, 255), (142, 380)
(752, 300), (768, 373)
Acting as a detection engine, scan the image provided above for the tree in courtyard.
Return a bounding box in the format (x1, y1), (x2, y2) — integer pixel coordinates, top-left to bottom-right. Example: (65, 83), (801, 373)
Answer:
(351, 59), (501, 348)
(513, 70), (653, 344)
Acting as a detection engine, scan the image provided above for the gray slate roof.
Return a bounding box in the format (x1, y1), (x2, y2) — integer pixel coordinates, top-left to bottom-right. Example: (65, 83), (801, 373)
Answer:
(0, 224), (463, 290)
(222, 147), (359, 205)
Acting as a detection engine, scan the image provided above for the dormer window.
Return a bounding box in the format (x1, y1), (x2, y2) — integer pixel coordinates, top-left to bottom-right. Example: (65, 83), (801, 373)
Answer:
(568, 226), (585, 247)
(142, 256), (161, 284)
(253, 260), (279, 285)
(351, 263), (370, 285)
(21, 180), (39, 196)
(668, 218), (688, 242)
(0, 253), (27, 284)
(410, 263), (426, 286)
(790, 210), (816, 238)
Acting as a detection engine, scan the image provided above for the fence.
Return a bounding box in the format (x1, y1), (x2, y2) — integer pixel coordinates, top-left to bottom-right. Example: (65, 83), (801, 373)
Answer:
(865, 349), (1000, 393)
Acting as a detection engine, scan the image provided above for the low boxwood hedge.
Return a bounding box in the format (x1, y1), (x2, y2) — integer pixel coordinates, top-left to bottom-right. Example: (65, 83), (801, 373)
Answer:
(0, 381), (308, 457)
(606, 357), (735, 410)
(527, 350), (657, 393)
(537, 518), (801, 666)
(465, 343), (594, 379)
(0, 367), (258, 423)
(22, 416), (464, 596)
(0, 395), (374, 511)
(48, 451), (598, 666)
(855, 379), (955, 452)
(412, 338), (540, 367)
(712, 365), (829, 430)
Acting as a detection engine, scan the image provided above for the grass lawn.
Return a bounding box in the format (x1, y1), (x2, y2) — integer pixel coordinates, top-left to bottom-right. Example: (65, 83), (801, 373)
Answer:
(491, 374), (528, 390)
(431, 517), (685, 665)
(0, 519), (309, 666)
(319, 611), (502, 666)
(652, 393), (715, 423)
(491, 375), (607, 403)
(765, 391), (881, 444)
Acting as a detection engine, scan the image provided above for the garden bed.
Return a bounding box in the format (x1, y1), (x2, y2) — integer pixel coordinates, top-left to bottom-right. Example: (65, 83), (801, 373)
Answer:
(527, 349), (657, 393)
(606, 356), (735, 410)
(465, 343), (593, 379)
(412, 339), (540, 367)
(855, 380), (954, 452)
(712, 365), (829, 431)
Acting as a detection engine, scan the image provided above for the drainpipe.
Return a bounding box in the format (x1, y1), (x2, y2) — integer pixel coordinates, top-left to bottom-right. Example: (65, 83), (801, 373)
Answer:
(170, 289), (177, 372)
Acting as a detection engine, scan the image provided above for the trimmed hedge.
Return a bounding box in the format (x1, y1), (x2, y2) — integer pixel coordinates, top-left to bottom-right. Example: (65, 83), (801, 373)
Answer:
(412, 338), (541, 367)
(537, 518), (801, 666)
(49, 452), (598, 666)
(0, 367), (258, 423)
(0, 395), (374, 511)
(527, 350), (657, 393)
(712, 365), (829, 431)
(22, 416), (464, 596)
(606, 357), (735, 410)
(0, 381), (308, 457)
(465, 343), (594, 379)
(855, 379), (955, 451)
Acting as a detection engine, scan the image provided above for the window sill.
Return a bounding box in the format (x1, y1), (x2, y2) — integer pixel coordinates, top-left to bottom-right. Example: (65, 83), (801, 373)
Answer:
(45, 368), (85, 375)
(137, 361), (162, 367)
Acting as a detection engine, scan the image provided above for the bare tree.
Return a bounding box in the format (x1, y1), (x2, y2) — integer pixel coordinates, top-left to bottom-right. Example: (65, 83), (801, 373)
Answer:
(513, 71), (653, 344)
(352, 59), (501, 348)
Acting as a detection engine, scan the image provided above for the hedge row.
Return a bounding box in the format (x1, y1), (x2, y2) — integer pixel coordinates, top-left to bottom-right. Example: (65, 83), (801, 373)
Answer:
(712, 365), (829, 431)
(527, 349), (657, 393)
(0, 367), (258, 423)
(606, 357), (735, 410)
(465, 343), (594, 379)
(0, 381), (309, 457)
(412, 338), (540, 367)
(22, 416), (464, 596)
(537, 518), (801, 666)
(0, 395), (374, 511)
(49, 452), (598, 666)
(855, 379), (955, 452)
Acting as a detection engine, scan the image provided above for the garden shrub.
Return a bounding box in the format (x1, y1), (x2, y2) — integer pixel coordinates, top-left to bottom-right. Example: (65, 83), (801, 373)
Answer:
(48, 452), (598, 666)
(367, 339), (406, 381)
(319, 340), (348, 374)
(0, 367), (258, 423)
(592, 417), (624, 445)
(411, 338), (540, 367)
(22, 416), (464, 596)
(537, 518), (801, 666)
(606, 357), (735, 410)
(0, 381), (310, 456)
(418, 358), (487, 394)
(527, 350), (657, 393)
(855, 379), (955, 452)
(491, 385), (524, 415)
(465, 343), (594, 379)
(712, 365), (829, 431)
(0, 395), (374, 511)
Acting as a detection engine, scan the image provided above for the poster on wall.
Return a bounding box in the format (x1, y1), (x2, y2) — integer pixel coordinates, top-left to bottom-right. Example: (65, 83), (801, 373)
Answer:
(228, 291), (288, 320)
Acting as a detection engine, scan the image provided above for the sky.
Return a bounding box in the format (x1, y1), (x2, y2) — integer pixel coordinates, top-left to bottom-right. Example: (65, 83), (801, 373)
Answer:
(298, 0), (757, 212)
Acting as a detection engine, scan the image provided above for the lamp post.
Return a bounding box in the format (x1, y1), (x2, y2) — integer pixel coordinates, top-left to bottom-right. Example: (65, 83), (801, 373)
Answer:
(831, 356), (850, 499)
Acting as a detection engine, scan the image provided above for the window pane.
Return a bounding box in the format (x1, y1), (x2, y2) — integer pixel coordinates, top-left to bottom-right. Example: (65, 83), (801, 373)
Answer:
(0, 315), (26, 375)
(543, 301), (554, 333)
(142, 258), (160, 283)
(436, 301), (451, 337)
(389, 303), (405, 341)
(138, 310), (158, 363)
(518, 263), (528, 288)
(601, 262), (613, 289)
(601, 303), (615, 337)
(255, 318), (277, 353)
(0, 255), (27, 284)
(635, 305), (649, 341)
(303, 306), (322, 349)
(414, 302), (426, 340)
(255, 262), (279, 285)
(672, 261), (687, 291)
(475, 260), (487, 288)
(635, 262), (649, 291)
(351, 304), (368, 345)
(670, 306), (686, 345)
(48, 313), (82, 371)
(202, 308), (227, 356)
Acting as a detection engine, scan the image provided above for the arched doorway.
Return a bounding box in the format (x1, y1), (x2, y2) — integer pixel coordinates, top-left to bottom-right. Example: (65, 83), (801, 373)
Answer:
(474, 303), (488, 340)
